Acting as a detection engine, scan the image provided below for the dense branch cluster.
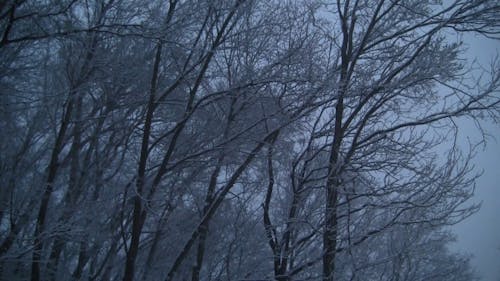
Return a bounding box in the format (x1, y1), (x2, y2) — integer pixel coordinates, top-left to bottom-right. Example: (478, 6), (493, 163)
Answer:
(0, 0), (499, 281)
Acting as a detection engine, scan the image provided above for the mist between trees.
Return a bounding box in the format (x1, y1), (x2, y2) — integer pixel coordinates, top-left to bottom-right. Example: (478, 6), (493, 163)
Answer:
(0, 0), (499, 280)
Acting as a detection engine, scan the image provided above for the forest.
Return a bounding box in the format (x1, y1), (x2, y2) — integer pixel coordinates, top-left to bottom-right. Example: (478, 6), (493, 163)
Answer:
(1, 0), (499, 280)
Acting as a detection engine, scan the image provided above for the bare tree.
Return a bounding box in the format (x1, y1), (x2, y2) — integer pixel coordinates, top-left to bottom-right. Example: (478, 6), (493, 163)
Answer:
(314, 1), (499, 280)
(1, 1), (498, 281)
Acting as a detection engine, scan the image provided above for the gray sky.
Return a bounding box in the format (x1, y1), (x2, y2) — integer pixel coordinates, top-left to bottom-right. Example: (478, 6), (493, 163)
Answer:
(450, 34), (500, 281)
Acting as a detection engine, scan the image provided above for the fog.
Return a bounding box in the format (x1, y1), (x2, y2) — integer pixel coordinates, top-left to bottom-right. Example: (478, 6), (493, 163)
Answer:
(452, 34), (500, 281)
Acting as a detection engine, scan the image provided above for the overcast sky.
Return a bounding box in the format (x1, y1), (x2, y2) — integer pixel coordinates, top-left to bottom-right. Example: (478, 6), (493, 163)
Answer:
(450, 34), (500, 281)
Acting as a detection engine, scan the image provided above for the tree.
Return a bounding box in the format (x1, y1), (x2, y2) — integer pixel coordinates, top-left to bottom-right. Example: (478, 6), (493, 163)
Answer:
(0, 0), (498, 281)
(314, 1), (499, 280)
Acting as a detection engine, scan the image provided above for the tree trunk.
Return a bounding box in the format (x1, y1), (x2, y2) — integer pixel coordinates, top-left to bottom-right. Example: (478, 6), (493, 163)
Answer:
(31, 97), (74, 281)
(122, 41), (162, 281)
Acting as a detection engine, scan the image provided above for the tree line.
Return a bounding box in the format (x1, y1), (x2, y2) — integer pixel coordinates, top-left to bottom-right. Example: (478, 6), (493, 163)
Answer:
(1, 0), (499, 280)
